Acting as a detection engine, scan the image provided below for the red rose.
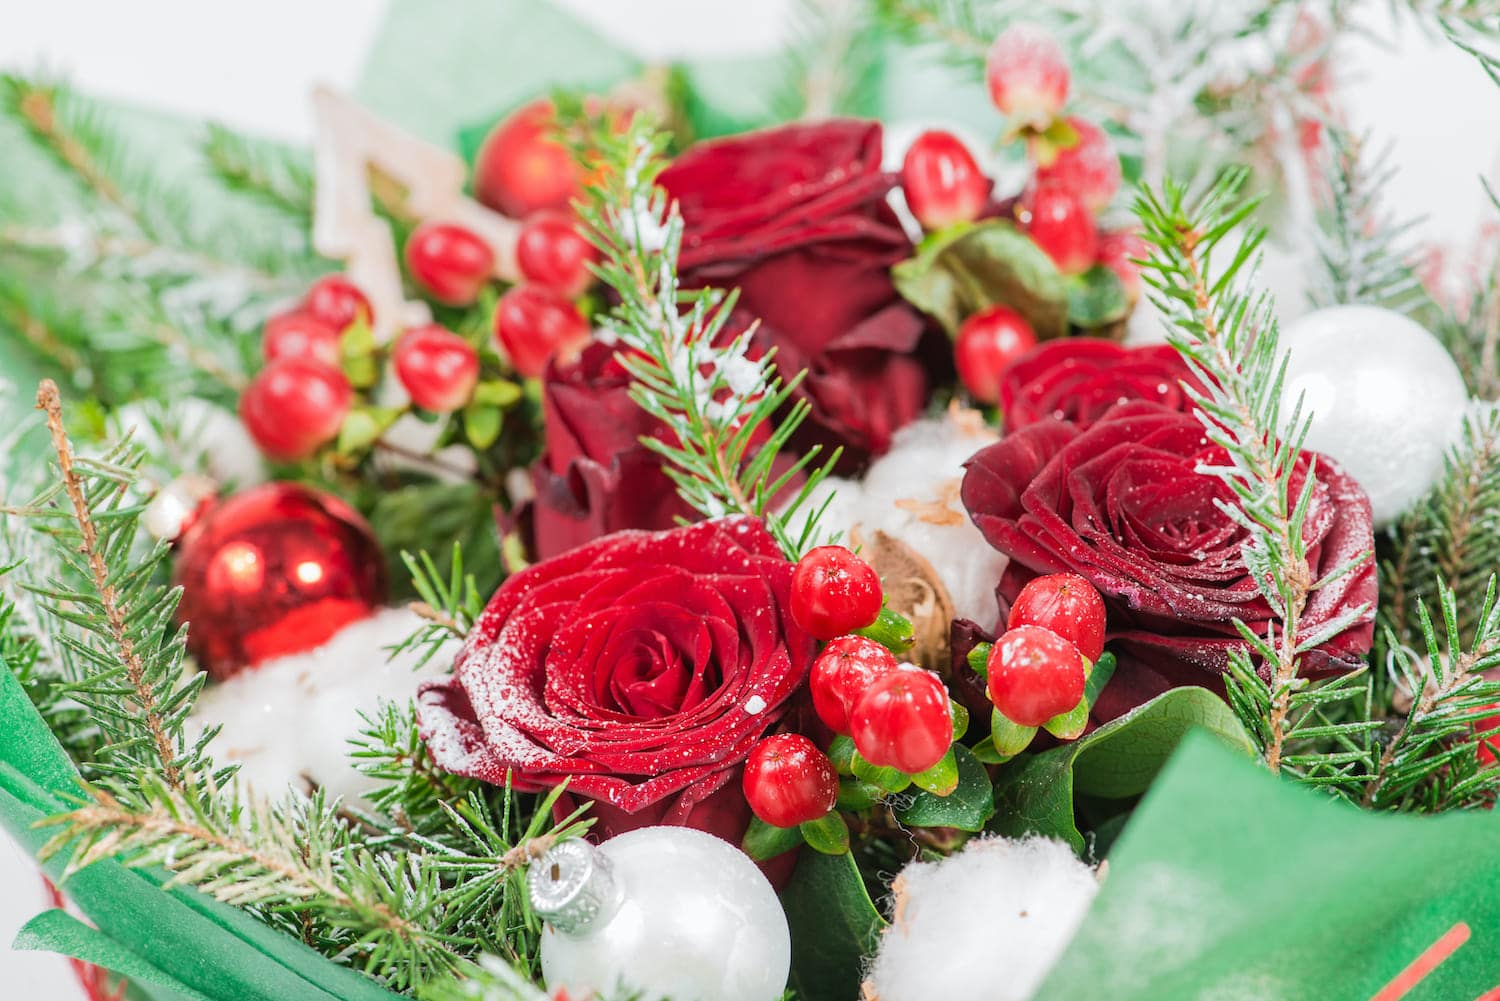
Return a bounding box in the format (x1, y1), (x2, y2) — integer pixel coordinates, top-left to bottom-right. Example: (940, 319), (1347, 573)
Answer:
(659, 120), (939, 464)
(416, 517), (814, 837)
(961, 401), (1375, 719)
(1000, 338), (1202, 431)
(528, 342), (698, 560)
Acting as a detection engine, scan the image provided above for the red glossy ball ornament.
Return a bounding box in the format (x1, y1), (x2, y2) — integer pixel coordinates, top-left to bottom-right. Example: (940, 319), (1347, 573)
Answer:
(849, 668), (953, 774)
(517, 209), (600, 298)
(955, 305), (1038, 405)
(473, 99), (581, 219)
(1007, 572), (1107, 663)
(789, 545), (883, 641)
(393, 324), (480, 412)
(901, 130), (990, 231)
(986, 625), (1086, 727)
(742, 733), (839, 828)
(404, 222), (496, 306)
(303, 274), (372, 331)
(172, 483), (387, 680)
(494, 283), (591, 378)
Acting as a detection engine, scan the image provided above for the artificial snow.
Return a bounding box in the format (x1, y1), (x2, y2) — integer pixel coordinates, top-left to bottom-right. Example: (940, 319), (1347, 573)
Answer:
(790, 412), (1009, 630)
(866, 836), (1100, 1001)
(187, 607), (458, 805)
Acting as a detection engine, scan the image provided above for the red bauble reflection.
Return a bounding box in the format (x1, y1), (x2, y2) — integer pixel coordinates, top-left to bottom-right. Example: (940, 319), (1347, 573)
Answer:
(173, 483), (386, 680)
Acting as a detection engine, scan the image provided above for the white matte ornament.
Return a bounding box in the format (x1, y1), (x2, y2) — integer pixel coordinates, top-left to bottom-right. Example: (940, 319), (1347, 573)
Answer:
(1278, 304), (1469, 526)
(534, 827), (790, 1001)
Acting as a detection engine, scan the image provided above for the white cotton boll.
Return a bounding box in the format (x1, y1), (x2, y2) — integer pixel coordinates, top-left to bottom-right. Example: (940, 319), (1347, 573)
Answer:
(802, 414), (1009, 630)
(867, 837), (1099, 1001)
(188, 608), (458, 805)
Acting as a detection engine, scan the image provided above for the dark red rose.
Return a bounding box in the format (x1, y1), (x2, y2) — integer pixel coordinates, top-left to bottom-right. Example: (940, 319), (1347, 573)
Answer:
(1000, 338), (1203, 431)
(416, 517), (815, 839)
(659, 120), (939, 464)
(961, 401), (1376, 719)
(528, 341), (698, 560)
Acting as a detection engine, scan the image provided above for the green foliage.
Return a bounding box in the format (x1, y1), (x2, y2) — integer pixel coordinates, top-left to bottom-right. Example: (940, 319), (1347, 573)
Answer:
(779, 849), (884, 1001)
(770, 0), (887, 121)
(560, 105), (840, 558)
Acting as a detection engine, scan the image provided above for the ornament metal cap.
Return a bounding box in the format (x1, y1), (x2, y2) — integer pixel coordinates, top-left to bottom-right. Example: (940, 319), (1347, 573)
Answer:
(528, 839), (622, 937)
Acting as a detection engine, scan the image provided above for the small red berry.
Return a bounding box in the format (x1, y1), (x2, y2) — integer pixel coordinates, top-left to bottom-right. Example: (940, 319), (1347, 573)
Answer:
(393, 325), (480, 413)
(1034, 117), (1121, 215)
(473, 99), (582, 219)
(1007, 573), (1107, 663)
(1023, 183), (1098, 275)
(263, 311), (342, 369)
(790, 546), (883, 641)
(742, 733), (839, 828)
(954, 305), (1038, 405)
(987, 625), (1086, 727)
(303, 274), (372, 331)
(811, 636), (901, 735)
(493, 284), (591, 379)
(240, 359), (351, 461)
(517, 210), (600, 299)
(405, 222), (495, 306)
(849, 668), (953, 774)
(1096, 228), (1148, 304)
(900, 130), (990, 231)
(986, 23), (1070, 127)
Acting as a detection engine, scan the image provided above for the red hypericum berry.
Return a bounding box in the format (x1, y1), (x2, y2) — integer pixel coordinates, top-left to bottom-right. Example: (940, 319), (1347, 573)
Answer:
(404, 222), (495, 307)
(986, 23), (1070, 127)
(1096, 228), (1148, 304)
(955, 305), (1038, 405)
(239, 359), (351, 461)
(1477, 704), (1500, 766)
(262, 311), (342, 369)
(493, 284), (591, 379)
(303, 274), (372, 331)
(850, 668), (953, 774)
(811, 636), (901, 735)
(517, 210), (600, 299)
(473, 99), (581, 219)
(900, 130), (990, 231)
(790, 546), (883, 641)
(393, 324), (480, 413)
(1023, 183), (1098, 275)
(1034, 117), (1121, 215)
(1007, 573), (1107, 663)
(987, 625), (1086, 727)
(742, 733), (840, 828)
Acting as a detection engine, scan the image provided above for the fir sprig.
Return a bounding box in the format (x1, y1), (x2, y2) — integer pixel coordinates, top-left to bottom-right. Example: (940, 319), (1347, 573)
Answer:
(563, 108), (840, 558)
(1135, 171), (1375, 773)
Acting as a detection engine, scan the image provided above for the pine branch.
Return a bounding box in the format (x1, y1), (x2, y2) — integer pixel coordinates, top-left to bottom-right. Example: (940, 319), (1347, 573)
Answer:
(201, 124), (317, 226)
(390, 545), (484, 672)
(560, 105), (841, 558)
(773, 0), (884, 120)
(1135, 171), (1374, 773)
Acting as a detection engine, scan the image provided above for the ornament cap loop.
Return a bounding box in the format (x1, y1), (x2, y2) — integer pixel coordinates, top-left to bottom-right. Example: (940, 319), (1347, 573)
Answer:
(528, 839), (621, 937)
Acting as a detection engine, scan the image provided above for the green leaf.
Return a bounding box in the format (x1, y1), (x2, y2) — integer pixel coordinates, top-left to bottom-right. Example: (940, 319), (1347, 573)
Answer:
(335, 405), (401, 454)
(835, 777), (882, 812)
(799, 812), (850, 855)
(827, 734), (856, 774)
(1066, 265), (1130, 331)
(339, 318), (380, 388)
(742, 815), (803, 861)
(991, 686), (1256, 853)
(895, 744), (995, 832)
(855, 605), (915, 653)
(910, 746), (959, 796)
(463, 402), (503, 449)
(891, 219), (1069, 339)
(471, 378), (523, 408)
(1033, 733), (1500, 1000)
(779, 849), (885, 1001)
(992, 710), (1038, 758)
(1043, 696), (1089, 740)
(1084, 650), (1118, 709)
(850, 750), (910, 793)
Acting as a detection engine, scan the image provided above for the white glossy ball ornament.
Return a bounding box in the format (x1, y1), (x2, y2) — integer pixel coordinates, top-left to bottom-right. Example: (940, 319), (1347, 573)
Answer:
(1278, 305), (1468, 527)
(531, 827), (791, 1001)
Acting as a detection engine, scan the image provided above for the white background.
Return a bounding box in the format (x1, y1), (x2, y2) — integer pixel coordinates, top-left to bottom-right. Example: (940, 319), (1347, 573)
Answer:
(1, 2), (1498, 998)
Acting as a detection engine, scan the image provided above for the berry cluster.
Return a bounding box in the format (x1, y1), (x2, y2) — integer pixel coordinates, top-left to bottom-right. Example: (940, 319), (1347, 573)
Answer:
(743, 547), (958, 834)
(982, 573), (1107, 754)
(240, 100), (607, 463)
(897, 22), (1143, 406)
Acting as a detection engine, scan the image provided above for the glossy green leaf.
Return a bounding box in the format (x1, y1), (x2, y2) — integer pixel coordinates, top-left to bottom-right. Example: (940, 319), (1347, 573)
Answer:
(742, 815), (803, 861)
(463, 402), (503, 449)
(895, 744), (995, 832)
(800, 812), (851, 855)
(850, 750), (910, 793)
(779, 849), (885, 1001)
(891, 219), (1069, 338)
(471, 378), (523, 408)
(336, 406), (400, 454)
(910, 746), (959, 796)
(991, 686), (1256, 853)
(1065, 264), (1130, 331)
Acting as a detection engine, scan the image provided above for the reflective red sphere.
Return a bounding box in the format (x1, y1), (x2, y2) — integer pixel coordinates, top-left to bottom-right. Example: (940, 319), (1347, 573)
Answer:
(173, 483), (386, 680)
